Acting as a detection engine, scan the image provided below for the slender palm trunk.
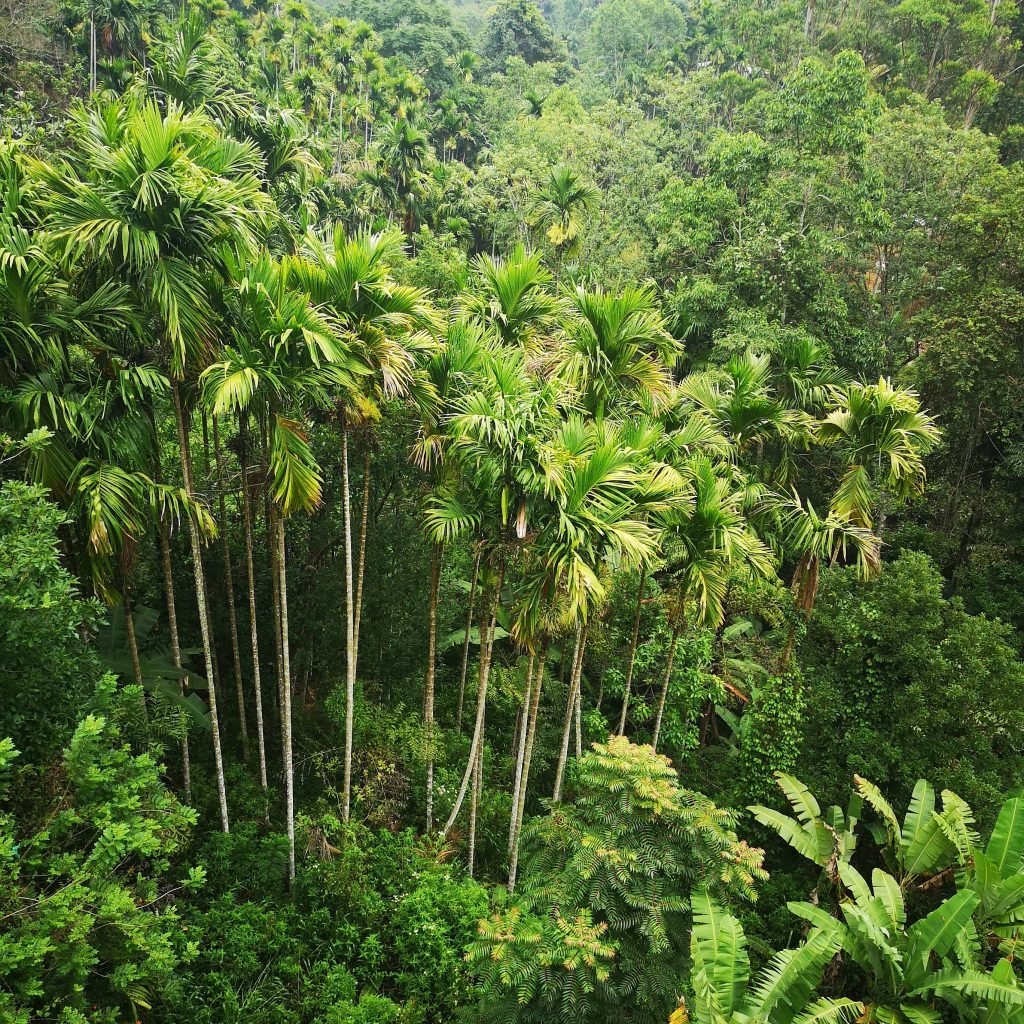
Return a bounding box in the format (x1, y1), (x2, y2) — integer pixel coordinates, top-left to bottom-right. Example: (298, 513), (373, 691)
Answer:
(456, 547), (481, 731)
(353, 443), (371, 672)
(213, 418), (250, 763)
(150, 420), (191, 801)
(652, 626), (681, 752)
(617, 569), (645, 736)
(468, 733), (483, 877)
(574, 685), (583, 760)
(172, 381), (230, 833)
(239, 419), (269, 806)
(266, 488), (284, 727)
(276, 515), (296, 882)
(508, 642), (546, 892)
(507, 654), (535, 848)
(424, 543), (442, 832)
(124, 591), (144, 687)
(441, 561), (503, 837)
(341, 422), (356, 823)
(158, 512), (191, 801)
(553, 626), (587, 803)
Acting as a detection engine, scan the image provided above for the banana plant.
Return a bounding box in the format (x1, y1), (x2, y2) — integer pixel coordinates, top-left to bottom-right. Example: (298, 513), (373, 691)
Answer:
(789, 865), (1024, 1023)
(961, 795), (1024, 957)
(684, 890), (861, 1024)
(748, 772), (862, 883)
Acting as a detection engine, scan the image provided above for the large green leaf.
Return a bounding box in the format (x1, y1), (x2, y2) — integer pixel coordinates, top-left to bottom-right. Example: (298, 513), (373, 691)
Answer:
(690, 891), (749, 1018)
(987, 798), (1024, 878)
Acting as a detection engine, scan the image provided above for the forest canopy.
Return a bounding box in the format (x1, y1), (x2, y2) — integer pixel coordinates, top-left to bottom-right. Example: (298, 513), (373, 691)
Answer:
(2, 0), (1024, 1021)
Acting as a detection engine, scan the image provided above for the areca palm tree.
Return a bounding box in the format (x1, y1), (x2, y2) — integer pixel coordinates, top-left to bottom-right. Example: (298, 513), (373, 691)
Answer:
(294, 226), (437, 823)
(461, 245), (561, 350)
(560, 285), (680, 420)
(205, 251), (362, 878)
(677, 350), (811, 484)
(515, 417), (679, 823)
(413, 317), (492, 831)
(651, 457), (774, 751)
(817, 378), (940, 532)
(528, 167), (599, 284)
(425, 345), (567, 843)
(41, 93), (269, 832)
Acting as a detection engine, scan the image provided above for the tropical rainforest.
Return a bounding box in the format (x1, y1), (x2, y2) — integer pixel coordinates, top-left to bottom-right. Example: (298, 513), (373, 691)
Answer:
(2, 0), (1024, 1021)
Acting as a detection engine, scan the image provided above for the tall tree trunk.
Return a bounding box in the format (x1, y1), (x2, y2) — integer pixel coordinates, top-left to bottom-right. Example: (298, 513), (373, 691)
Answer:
(341, 421), (356, 823)
(424, 543), (442, 832)
(617, 570), (645, 736)
(266, 488), (284, 728)
(468, 731), (483, 877)
(276, 515), (296, 882)
(124, 591), (144, 688)
(158, 509), (191, 802)
(574, 685), (583, 760)
(352, 443), (371, 673)
(172, 381), (230, 833)
(508, 642), (547, 892)
(552, 625), (587, 803)
(213, 417), (250, 763)
(441, 561), (503, 837)
(456, 547), (481, 731)
(652, 626), (681, 753)
(239, 418), (269, 808)
(507, 654), (535, 849)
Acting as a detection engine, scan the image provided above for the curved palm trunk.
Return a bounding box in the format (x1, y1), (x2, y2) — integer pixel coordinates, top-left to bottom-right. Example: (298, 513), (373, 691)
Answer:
(239, 418), (269, 808)
(552, 625), (587, 804)
(341, 422), (356, 823)
(213, 417), (249, 763)
(468, 733), (484, 877)
(652, 626), (681, 753)
(172, 381), (230, 833)
(276, 515), (296, 882)
(424, 543), (442, 832)
(456, 547), (481, 731)
(617, 569), (646, 736)
(352, 443), (371, 673)
(441, 561), (503, 838)
(508, 642), (547, 892)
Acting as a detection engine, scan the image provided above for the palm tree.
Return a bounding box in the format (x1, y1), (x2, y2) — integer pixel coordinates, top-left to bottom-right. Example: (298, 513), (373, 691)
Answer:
(40, 95), (268, 831)
(817, 377), (940, 533)
(560, 285), (680, 419)
(204, 251), (361, 877)
(461, 245), (561, 350)
(375, 118), (430, 234)
(413, 317), (491, 830)
(425, 345), (567, 843)
(528, 167), (599, 284)
(651, 457), (773, 751)
(295, 227), (437, 823)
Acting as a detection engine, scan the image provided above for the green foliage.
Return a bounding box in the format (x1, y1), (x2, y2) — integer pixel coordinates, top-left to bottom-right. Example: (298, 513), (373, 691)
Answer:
(0, 480), (104, 762)
(468, 738), (767, 1022)
(0, 680), (199, 1024)
(800, 552), (1024, 819)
